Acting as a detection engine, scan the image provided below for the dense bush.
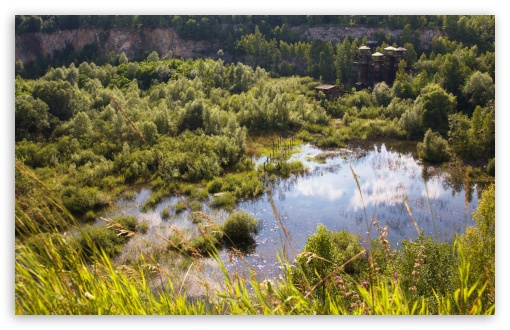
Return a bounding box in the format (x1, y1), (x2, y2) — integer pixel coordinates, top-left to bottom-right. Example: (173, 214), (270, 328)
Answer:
(209, 192), (237, 211)
(293, 225), (366, 305)
(60, 185), (109, 216)
(221, 211), (259, 247)
(417, 129), (451, 163)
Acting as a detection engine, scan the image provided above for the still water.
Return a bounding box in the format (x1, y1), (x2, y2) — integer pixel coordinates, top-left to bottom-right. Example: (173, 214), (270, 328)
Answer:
(106, 142), (480, 279)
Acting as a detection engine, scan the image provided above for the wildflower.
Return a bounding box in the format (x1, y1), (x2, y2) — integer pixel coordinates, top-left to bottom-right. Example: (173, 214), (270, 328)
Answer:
(361, 281), (368, 287)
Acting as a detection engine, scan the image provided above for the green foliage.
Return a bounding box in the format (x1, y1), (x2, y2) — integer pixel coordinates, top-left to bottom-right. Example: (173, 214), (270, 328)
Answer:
(15, 94), (50, 141)
(392, 234), (458, 311)
(221, 211), (259, 247)
(448, 103), (495, 161)
(348, 118), (406, 140)
(60, 185), (109, 216)
(486, 158), (495, 176)
(293, 225), (365, 305)
(174, 201), (186, 214)
(420, 84), (457, 136)
(417, 129), (451, 163)
(73, 224), (126, 258)
(161, 208), (171, 220)
(136, 220), (149, 234)
(457, 184), (495, 308)
(32, 79), (88, 121)
(462, 71), (495, 110)
(113, 215), (138, 232)
(372, 82), (392, 107)
(209, 192), (237, 211)
(207, 171), (263, 199)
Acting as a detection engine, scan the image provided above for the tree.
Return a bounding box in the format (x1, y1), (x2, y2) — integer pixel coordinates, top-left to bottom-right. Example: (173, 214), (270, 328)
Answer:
(399, 98), (424, 139)
(15, 95), (50, 141)
(146, 51), (159, 62)
(420, 84), (457, 136)
(179, 99), (205, 132)
(417, 128), (451, 163)
(391, 60), (414, 100)
(72, 112), (92, 138)
(334, 37), (353, 86)
(447, 112), (472, 158)
(32, 80), (84, 121)
(462, 71), (495, 109)
(118, 52), (129, 64)
(373, 81), (392, 107)
(437, 53), (468, 97)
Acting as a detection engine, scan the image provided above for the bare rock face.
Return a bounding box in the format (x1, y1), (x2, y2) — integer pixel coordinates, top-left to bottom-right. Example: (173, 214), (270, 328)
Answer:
(15, 25), (444, 65)
(15, 27), (217, 64)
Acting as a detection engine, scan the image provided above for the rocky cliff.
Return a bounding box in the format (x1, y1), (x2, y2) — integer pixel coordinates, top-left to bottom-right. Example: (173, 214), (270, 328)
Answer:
(15, 27), (217, 64)
(15, 26), (445, 65)
(303, 26), (445, 49)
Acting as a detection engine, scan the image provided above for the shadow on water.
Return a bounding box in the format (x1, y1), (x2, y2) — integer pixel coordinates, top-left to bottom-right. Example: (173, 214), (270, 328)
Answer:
(105, 141), (480, 280)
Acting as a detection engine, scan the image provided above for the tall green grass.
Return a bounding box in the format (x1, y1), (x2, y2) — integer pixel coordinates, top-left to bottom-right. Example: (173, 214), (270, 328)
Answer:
(15, 159), (495, 315)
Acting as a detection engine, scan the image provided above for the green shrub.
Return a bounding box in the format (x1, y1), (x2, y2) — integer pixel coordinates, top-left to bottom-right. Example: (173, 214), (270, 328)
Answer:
(74, 225), (126, 258)
(417, 129), (451, 163)
(486, 158), (495, 176)
(293, 225), (366, 307)
(160, 208), (171, 220)
(60, 186), (109, 216)
(206, 178), (223, 194)
(113, 216), (138, 232)
(136, 220), (149, 234)
(221, 211), (259, 247)
(317, 133), (347, 148)
(393, 234), (458, 312)
(174, 201), (187, 214)
(296, 129), (313, 142)
(209, 192), (236, 211)
(83, 211), (96, 223)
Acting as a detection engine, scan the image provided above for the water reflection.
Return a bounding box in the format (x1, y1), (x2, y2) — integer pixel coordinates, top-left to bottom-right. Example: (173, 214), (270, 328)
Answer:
(107, 142), (480, 280)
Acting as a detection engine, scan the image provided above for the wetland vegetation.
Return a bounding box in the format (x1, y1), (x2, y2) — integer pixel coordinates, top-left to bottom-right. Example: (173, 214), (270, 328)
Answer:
(15, 14), (495, 315)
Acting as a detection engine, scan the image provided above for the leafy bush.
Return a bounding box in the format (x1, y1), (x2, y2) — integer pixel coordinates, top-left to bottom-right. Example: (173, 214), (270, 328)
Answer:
(486, 158), (495, 176)
(73, 225), (126, 258)
(209, 192), (237, 211)
(221, 211), (259, 247)
(136, 220), (149, 234)
(206, 178), (223, 194)
(161, 208), (171, 220)
(113, 216), (137, 232)
(293, 225), (366, 306)
(174, 201), (187, 214)
(392, 234), (458, 312)
(457, 184), (495, 307)
(348, 118), (406, 140)
(60, 186), (109, 216)
(417, 129), (451, 163)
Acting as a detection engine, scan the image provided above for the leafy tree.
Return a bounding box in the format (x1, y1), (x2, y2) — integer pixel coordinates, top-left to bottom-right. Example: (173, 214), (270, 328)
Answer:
(437, 53), (468, 97)
(458, 184), (495, 307)
(72, 112), (92, 138)
(391, 60), (414, 100)
(420, 84), (457, 136)
(447, 113), (472, 159)
(417, 128), (451, 163)
(462, 71), (495, 110)
(146, 51), (159, 62)
(32, 79), (86, 121)
(373, 81), (392, 107)
(398, 98), (424, 139)
(15, 94), (50, 141)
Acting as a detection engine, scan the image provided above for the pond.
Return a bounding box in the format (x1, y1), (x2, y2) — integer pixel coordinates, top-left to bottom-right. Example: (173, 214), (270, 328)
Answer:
(104, 141), (481, 281)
